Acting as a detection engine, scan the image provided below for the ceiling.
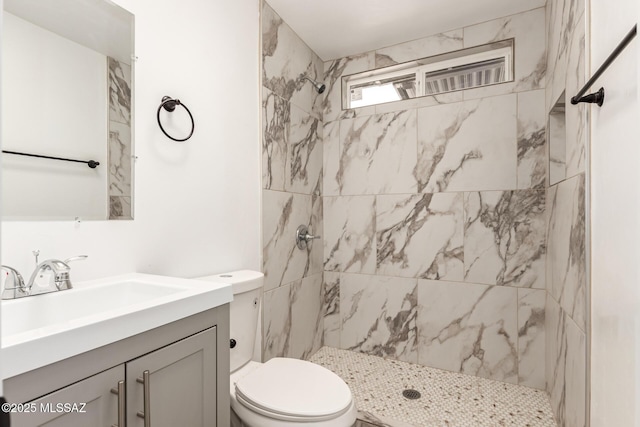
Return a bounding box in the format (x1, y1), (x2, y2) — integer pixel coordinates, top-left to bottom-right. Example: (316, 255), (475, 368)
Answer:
(266, 0), (546, 61)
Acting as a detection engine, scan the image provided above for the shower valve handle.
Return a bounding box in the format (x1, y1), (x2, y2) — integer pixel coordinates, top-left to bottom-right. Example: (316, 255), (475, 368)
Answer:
(296, 225), (320, 250)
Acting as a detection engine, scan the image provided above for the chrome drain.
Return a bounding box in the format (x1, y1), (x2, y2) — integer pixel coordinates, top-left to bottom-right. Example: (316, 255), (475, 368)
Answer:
(402, 389), (421, 400)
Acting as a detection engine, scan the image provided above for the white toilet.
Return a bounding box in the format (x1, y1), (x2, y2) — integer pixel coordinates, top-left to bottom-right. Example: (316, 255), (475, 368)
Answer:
(198, 270), (357, 427)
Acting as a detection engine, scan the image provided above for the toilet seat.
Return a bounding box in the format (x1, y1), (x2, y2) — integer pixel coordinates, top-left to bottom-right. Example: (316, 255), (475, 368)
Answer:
(234, 358), (353, 422)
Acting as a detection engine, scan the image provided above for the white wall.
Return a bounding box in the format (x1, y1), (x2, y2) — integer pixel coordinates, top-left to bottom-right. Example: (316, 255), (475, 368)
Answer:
(0, 0), (261, 282)
(589, 0), (639, 425)
(2, 12), (108, 220)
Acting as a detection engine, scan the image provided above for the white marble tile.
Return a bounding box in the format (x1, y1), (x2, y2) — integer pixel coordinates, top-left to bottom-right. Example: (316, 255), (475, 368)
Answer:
(262, 88), (288, 191)
(373, 91), (463, 115)
(338, 110), (418, 195)
(545, 185), (557, 297)
(464, 190), (546, 288)
(546, 293), (566, 426)
(108, 57), (131, 126)
(263, 274), (324, 361)
(546, 0), (562, 84)
(548, 106), (567, 186)
(108, 55), (131, 208)
(547, 174), (586, 330)
(262, 190), (313, 292)
(564, 314), (586, 427)
(547, 17), (568, 116)
(565, 15), (586, 178)
(416, 94), (517, 193)
(323, 272), (341, 348)
(417, 280), (518, 383)
(284, 103), (322, 195)
(310, 51), (325, 119)
(341, 273), (418, 363)
(262, 280), (292, 361)
(518, 288), (546, 389)
(262, 3), (323, 117)
(109, 196), (131, 220)
(323, 53), (376, 122)
(309, 195), (323, 276)
(547, 0), (585, 113)
(323, 196), (376, 274)
(517, 90), (547, 189)
(545, 298), (587, 427)
(374, 30), (464, 68)
(290, 274), (324, 359)
(555, 0), (585, 75)
(376, 193), (463, 280)
(109, 121), (132, 197)
(323, 121), (341, 197)
(463, 8), (546, 98)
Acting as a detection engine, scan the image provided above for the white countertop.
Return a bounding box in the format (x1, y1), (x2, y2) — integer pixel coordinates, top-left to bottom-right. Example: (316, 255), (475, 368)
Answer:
(1, 273), (232, 379)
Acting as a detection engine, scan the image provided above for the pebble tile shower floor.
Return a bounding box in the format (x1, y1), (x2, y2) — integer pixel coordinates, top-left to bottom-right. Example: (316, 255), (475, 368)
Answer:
(308, 347), (557, 427)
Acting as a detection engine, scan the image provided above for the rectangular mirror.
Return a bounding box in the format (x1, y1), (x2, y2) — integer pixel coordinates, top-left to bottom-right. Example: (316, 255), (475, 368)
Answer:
(1, 0), (134, 220)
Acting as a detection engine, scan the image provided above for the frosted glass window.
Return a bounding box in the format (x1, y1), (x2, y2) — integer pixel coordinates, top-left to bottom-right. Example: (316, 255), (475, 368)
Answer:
(342, 39), (514, 109)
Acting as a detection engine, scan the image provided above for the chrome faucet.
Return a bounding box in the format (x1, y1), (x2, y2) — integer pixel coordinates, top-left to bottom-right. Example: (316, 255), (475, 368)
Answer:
(1, 265), (29, 299)
(27, 255), (88, 295)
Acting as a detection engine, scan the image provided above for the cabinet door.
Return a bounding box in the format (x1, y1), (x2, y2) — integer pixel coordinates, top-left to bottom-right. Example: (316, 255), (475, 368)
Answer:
(11, 365), (124, 427)
(126, 327), (217, 427)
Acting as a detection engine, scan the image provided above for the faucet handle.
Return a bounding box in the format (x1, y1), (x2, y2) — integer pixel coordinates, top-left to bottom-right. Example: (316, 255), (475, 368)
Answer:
(1, 265), (28, 299)
(64, 255), (88, 264)
(56, 255), (87, 291)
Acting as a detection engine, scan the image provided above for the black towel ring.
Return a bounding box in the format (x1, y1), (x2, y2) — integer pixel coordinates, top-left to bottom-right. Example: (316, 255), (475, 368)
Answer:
(157, 96), (195, 142)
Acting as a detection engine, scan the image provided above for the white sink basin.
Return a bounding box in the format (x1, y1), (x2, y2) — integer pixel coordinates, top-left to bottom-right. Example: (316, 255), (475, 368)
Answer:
(1, 273), (232, 379)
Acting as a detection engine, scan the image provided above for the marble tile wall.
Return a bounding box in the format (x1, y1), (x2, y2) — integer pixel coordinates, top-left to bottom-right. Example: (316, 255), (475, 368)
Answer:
(108, 57), (132, 219)
(545, 0), (588, 423)
(262, 4), (587, 418)
(322, 8), (548, 390)
(261, 2), (324, 360)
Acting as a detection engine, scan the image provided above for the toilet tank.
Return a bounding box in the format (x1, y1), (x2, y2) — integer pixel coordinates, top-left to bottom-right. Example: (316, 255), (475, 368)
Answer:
(196, 270), (263, 373)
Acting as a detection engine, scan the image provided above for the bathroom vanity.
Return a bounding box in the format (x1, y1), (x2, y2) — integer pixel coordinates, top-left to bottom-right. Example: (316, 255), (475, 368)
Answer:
(1, 274), (232, 427)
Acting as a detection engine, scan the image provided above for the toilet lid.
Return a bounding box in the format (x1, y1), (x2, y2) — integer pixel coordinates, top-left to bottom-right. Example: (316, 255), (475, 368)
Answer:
(235, 358), (352, 421)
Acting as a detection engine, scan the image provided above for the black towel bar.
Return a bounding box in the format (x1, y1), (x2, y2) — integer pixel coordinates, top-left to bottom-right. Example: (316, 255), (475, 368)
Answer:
(571, 24), (637, 107)
(2, 150), (100, 168)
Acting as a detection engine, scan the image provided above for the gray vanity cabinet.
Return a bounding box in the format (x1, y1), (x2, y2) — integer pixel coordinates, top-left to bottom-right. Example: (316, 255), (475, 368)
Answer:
(10, 365), (124, 427)
(126, 327), (217, 427)
(4, 306), (230, 427)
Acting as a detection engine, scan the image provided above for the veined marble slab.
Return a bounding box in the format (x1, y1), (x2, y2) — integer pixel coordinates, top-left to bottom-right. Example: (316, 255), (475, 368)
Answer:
(263, 273), (323, 361)
(262, 3), (323, 118)
(262, 190), (314, 291)
(547, 174), (586, 331)
(464, 190), (546, 288)
(417, 280), (518, 383)
(338, 110), (418, 195)
(517, 90), (547, 190)
(340, 274), (418, 363)
(415, 95), (517, 193)
(323, 53), (376, 122)
(376, 193), (463, 280)
(374, 30), (463, 68)
(324, 196), (376, 274)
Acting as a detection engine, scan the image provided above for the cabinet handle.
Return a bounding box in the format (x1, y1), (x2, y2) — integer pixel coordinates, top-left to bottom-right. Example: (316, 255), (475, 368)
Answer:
(136, 371), (150, 427)
(110, 380), (125, 427)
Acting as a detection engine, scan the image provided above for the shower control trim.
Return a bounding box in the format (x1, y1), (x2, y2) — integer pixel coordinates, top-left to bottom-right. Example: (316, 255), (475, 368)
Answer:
(296, 225), (320, 250)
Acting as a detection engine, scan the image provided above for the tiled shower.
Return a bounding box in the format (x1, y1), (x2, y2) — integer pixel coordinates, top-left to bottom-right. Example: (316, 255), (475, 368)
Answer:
(261, 0), (588, 424)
